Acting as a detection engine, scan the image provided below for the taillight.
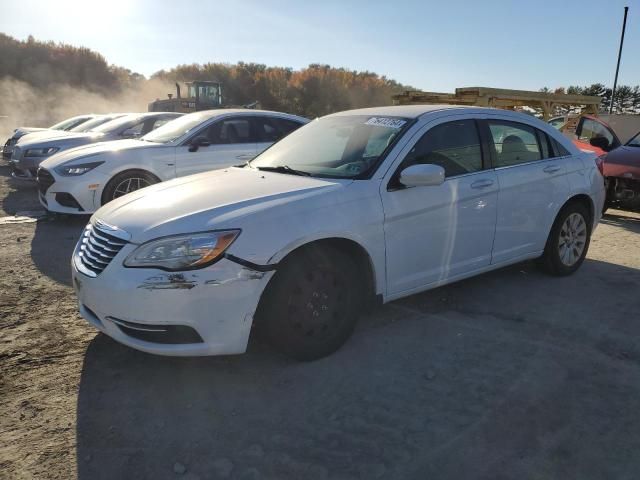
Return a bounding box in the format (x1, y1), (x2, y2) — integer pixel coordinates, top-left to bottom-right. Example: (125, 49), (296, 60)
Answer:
(595, 154), (605, 176)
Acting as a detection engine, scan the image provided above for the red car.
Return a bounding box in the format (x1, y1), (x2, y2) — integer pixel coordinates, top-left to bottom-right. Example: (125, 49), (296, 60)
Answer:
(549, 114), (622, 156)
(602, 130), (640, 211)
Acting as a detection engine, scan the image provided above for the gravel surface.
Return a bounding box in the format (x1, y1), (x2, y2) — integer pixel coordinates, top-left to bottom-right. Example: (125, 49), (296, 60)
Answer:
(1, 164), (640, 480)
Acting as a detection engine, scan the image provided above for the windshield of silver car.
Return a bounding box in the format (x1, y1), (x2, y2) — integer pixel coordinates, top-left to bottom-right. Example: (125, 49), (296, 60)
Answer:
(69, 116), (122, 132)
(141, 112), (212, 144)
(249, 115), (410, 178)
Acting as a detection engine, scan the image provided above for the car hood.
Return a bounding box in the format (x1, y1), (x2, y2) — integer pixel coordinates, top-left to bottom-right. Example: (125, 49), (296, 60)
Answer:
(41, 139), (160, 168)
(17, 129), (83, 143)
(13, 127), (48, 139)
(93, 167), (351, 243)
(19, 131), (105, 147)
(604, 145), (640, 165)
(603, 145), (640, 177)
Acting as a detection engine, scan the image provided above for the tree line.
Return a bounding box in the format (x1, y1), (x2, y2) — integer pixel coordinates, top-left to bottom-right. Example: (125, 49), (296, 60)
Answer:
(540, 84), (640, 115)
(1, 33), (638, 121)
(152, 62), (410, 118)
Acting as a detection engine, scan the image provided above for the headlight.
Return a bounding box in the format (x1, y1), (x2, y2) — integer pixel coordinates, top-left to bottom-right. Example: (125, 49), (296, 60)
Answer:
(124, 230), (240, 270)
(55, 161), (104, 176)
(25, 146), (59, 157)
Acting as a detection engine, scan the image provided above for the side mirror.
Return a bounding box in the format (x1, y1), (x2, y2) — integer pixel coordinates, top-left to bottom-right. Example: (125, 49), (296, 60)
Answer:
(121, 128), (140, 139)
(399, 164), (445, 187)
(188, 136), (211, 152)
(589, 136), (611, 152)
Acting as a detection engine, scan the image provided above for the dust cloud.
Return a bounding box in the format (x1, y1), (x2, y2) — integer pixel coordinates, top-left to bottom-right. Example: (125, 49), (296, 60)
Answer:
(0, 77), (175, 140)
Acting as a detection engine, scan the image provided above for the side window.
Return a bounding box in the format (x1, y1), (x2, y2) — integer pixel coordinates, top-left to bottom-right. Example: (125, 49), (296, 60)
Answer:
(207, 118), (253, 144)
(577, 118), (615, 147)
(273, 118), (303, 137)
(488, 121), (542, 167)
(402, 120), (482, 177)
(537, 130), (551, 158)
(120, 121), (144, 137)
(253, 117), (282, 143)
(152, 117), (173, 130)
(551, 138), (571, 157)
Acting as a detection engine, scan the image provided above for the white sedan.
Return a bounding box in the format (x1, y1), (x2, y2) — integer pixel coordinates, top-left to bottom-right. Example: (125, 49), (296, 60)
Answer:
(71, 105), (605, 360)
(38, 110), (308, 213)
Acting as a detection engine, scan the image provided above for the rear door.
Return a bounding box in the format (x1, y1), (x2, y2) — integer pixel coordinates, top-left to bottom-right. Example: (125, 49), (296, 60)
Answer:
(174, 116), (257, 177)
(486, 119), (570, 264)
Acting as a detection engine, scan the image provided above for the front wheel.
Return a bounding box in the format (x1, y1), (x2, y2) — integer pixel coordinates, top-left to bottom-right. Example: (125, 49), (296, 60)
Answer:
(539, 202), (591, 276)
(257, 246), (362, 361)
(101, 170), (159, 205)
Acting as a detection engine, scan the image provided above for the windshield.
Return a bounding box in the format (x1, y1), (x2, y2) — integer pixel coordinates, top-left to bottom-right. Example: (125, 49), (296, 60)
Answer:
(49, 116), (90, 131)
(69, 115), (123, 132)
(626, 131), (640, 147)
(90, 115), (139, 133)
(249, 115), (410, 178)
(141, 112), (211, 143)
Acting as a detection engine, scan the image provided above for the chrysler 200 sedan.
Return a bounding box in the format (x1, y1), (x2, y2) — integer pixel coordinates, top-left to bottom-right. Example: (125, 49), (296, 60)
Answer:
(71, 105), (605, 361)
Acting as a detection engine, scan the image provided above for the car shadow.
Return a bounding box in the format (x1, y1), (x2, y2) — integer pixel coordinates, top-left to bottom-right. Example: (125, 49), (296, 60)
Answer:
(601, 210), (640, 234)
(0, 164), (42, 215)
(76, 257), (640, 479)
(30, 215), (88, 286)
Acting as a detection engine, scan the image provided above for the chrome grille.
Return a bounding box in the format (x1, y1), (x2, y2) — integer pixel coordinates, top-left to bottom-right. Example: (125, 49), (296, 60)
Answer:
(75, 222), (129, 277)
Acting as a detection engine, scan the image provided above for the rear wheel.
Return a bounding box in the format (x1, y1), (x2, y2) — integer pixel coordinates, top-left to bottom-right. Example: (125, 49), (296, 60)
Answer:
(257, 246), (362, 361)
(540, 202), (591, 276)
(102, 170), (159, 205)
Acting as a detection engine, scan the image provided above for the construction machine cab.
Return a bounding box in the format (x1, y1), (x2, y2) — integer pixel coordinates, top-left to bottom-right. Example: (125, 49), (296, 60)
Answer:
(148, 80), (224, 113)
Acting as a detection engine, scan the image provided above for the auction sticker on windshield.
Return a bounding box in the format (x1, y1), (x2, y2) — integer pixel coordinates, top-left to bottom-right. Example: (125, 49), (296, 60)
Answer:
(365, 117), (406, 129)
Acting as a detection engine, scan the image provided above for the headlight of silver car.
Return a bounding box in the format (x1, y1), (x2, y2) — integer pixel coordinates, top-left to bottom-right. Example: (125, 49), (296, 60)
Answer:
(25, 146), (60, 157)
(123, 230), (240, 271)
(55, 161), (104, 176)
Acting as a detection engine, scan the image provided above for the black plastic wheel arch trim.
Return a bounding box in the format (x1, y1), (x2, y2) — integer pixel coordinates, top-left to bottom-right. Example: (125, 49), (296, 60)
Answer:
(225, 254), (277, 272)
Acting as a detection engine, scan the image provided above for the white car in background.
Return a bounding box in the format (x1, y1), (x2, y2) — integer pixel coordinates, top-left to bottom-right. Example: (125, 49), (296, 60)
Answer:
(38, 110), (308, 213)
(71, 105), (605, 361)
(12, 112), (180, 180)
(2, 114), (97, 160)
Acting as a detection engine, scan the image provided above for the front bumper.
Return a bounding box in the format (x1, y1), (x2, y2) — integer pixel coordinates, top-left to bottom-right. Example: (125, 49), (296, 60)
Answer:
(10, 152), (45, 180)
(72, 242), (274, 356)
(38, 168), (108, 214)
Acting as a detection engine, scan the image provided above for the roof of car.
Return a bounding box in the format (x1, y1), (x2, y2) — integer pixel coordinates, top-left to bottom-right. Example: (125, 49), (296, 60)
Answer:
(194, 109), (308, 122)
(330, 104), (472, 119)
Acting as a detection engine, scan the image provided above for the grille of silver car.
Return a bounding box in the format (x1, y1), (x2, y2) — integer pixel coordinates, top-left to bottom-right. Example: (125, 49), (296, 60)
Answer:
(76, 223), (129, 276)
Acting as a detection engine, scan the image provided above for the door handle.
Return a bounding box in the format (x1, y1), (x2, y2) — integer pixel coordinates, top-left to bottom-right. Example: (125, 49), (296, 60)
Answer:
(470, 179), (494, 189)
(543, 165), (562, 174)
(236, 154), (254, 160)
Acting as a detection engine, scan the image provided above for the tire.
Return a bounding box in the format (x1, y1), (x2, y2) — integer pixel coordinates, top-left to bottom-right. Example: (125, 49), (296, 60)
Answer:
(539, 201), (592, 276)
(101, 170), (159, 206)
(257, 245), (362, 361)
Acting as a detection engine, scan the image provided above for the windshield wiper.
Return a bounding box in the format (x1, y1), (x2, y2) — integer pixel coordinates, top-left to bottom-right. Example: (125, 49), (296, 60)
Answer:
(255, 165), (312, 176)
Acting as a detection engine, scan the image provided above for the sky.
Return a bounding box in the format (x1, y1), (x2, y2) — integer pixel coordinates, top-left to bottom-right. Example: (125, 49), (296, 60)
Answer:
(2, 0), (638, 92)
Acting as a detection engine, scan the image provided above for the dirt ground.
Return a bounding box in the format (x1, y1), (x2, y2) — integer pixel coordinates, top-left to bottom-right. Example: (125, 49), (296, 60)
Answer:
(1, 163), (640, 480)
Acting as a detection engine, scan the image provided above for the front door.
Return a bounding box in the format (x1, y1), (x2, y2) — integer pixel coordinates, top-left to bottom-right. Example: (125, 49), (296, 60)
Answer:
(175, 116), (257, 177)
(381, 118), (498, 297)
